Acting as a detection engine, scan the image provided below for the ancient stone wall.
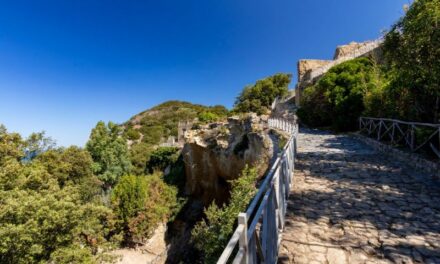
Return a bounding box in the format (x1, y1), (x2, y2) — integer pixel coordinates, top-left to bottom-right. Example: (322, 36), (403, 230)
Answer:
(295, 39), (383, 106)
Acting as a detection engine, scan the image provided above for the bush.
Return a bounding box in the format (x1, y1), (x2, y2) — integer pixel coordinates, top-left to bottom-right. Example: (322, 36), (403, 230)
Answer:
(112, 174), (180, 243)
(298, 57), (387, 131)
(198, 111), (220, 123)
(146, 147), (180, 174)
(233, 73), (291, 115)
(192, 165), (258, 264)
(129, 143), (154, 175)
(126, 128), (141, 141)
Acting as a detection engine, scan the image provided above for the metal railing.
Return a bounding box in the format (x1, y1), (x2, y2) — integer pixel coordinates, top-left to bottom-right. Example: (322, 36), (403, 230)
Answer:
(217, 118), (298, 264)
(359, 117), (440, 158)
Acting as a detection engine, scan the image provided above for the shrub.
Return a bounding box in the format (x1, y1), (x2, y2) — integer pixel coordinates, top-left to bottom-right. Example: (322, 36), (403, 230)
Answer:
(126, 128), (141, 141)
(298, 58), (388, 131)
(192, 165), (258, 264)
(112, 174), (179, 243)
(233, 73), (291, 115)
(198, 111), (220, 123)
(146, 147), (179, 174)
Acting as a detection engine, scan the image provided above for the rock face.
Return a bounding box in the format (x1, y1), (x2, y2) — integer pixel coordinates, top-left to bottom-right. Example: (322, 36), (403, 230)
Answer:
(182, 114), (274, 205)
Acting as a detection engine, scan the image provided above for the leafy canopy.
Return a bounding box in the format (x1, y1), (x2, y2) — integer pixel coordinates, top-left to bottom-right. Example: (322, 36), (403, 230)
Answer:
(111, 174), (180, 243)
(0, 125), (116, 264)
(86, 121), (132, 187)
(297, 57), (385, 131)
(383, 0), (440, 122)
(233, 73), (291, 115)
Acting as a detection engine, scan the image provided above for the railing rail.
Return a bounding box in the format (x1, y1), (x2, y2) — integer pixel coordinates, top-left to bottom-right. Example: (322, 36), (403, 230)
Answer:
(359, 117), (440, 159)
(217, 118), (298, 264)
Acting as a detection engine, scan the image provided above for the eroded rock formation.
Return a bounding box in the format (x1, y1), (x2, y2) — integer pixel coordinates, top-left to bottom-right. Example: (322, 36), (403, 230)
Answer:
(181, 114), (274, 205)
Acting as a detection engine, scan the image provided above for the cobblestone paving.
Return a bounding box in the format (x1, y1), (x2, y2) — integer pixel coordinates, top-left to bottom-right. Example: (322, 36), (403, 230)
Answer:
(278, 129), (440, 264)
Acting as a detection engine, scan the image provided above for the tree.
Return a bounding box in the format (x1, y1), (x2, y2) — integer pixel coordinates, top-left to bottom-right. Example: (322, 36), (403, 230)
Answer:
(146, 147), (180, 174)
(383, 0), (440, 122)
(297, 58), (385, 131)
(112, 174), (179, 243)
(24, 132), (56, 161)
(0, 125), (118, 264)
(129, 142), (154, 175)
(233, 73), (291, 115)
(192, 165), (258, 263)
(86, 121), (132, 187)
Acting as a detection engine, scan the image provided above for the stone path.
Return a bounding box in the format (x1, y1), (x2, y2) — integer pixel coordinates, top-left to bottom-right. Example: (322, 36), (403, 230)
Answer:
(278, 129), (440, 264)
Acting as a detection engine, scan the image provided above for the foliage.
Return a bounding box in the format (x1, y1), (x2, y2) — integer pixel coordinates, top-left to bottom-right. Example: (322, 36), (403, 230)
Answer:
(233, 73), (291, 115)
(0, 125), (117, 264)
(192, 165), (258, 264)
(298, 57), (386, 131)
(125, 128), (141, 141)
(198, 111), (220, 123)
(111, 174), (180, 243)
(129, 142), (154, 175)
(383, 0), (440, 122)
(86, 121), (132, 187)
(146, 147), (180, 174)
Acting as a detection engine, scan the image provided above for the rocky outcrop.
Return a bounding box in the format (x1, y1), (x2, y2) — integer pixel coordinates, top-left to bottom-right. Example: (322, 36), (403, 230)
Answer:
(182, 114), (274, 205)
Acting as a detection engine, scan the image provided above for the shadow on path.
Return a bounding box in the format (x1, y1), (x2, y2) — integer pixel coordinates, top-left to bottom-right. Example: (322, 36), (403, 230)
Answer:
(279, 128), (440, 264)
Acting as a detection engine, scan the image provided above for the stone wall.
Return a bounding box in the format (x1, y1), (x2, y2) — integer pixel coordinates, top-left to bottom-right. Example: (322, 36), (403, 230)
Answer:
(295, 39), (383, 106)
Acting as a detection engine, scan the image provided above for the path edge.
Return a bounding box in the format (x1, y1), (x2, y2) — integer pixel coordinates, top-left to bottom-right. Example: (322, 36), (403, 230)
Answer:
(351, 133), (440, 181)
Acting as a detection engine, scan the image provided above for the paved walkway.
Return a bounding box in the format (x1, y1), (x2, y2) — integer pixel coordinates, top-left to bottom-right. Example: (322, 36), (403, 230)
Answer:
(278, 129), (440, 264)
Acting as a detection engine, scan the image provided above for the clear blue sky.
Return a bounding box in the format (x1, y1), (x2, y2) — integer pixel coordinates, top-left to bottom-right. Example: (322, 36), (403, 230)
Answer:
(0, 0), (408, 146)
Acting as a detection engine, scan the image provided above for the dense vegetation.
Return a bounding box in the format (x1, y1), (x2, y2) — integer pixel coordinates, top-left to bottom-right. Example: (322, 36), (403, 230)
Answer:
(233, 73), (292, 115)
(298, 0), (440, 130)
(0, 121), (184, 263)
(192, 165), (258, 264)
(111, 174), (180, 243)
(297, 57), (386, 131)
(0, 125), (116, 263)
(382, 0), (440, 123)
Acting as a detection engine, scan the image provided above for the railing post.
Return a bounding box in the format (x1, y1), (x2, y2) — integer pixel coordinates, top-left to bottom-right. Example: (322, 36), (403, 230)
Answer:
(410, 125), (415, 151)
(238, 213), (248, 264)
(377, 120), (382, 140)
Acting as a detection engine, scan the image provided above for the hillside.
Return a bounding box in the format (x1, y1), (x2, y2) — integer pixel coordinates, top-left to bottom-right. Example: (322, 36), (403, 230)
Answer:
(121, 100), (228, 175)
(123, 100), (228, 145)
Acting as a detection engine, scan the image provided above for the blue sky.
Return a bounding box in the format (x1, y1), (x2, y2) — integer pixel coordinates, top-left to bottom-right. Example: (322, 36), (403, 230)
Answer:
(0, 0), (409, 146)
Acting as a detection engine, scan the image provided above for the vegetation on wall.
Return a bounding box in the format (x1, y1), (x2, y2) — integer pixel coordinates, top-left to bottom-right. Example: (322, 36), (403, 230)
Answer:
(233, 73), (291, 115)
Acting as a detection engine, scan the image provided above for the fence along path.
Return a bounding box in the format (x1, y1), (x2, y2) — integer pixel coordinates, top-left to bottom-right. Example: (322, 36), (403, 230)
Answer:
(359, 117), (440, 158)
(217, 118), (298, 264)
